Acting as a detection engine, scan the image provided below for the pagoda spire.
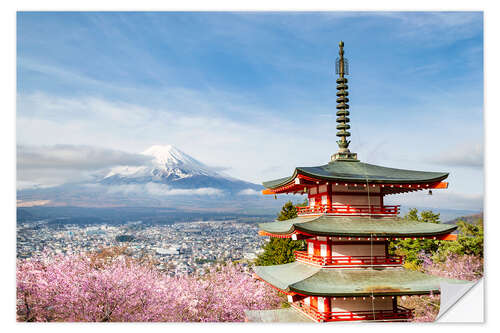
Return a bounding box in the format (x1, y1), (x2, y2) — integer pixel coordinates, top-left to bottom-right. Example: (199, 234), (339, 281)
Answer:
(331, 41), (358, 162)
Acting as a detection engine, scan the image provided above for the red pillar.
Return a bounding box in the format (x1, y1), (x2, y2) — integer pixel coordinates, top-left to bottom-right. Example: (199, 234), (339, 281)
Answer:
(314, 240), (321, 256)
(327, 183), (332, 212)
(324, 296), (332, 313)
(311, 296), (318, 309)
(326, 236), (332, 264)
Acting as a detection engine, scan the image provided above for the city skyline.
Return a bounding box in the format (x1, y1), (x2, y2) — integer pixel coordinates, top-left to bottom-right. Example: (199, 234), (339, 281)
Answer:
(17, 12), (483, 211)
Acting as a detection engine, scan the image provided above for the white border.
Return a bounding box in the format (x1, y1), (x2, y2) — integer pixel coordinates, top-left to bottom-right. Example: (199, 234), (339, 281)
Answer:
(3, 1), (496, 333)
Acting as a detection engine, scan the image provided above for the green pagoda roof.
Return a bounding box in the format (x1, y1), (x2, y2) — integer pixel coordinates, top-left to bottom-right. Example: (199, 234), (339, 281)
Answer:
(254, 262), (468, 297)
(258, 215), (457, 237)
(262, 160), (448, 189)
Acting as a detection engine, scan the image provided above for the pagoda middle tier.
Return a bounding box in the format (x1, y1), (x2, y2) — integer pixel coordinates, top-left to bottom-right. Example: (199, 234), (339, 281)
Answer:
(258, 215), (457, 239)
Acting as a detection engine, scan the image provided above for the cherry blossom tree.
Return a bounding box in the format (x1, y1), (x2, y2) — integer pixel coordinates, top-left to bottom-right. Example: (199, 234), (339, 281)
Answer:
(17, 251), (281, 322)
(401, 253), (483, 322)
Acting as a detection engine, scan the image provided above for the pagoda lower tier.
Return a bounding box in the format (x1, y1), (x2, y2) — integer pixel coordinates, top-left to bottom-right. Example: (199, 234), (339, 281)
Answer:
(248, 262), (468, 323)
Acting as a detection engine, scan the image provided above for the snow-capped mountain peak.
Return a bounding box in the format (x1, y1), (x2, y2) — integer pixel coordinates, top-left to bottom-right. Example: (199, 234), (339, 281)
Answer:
(141, 145), (216, 177)
(20, 145), (263, 205)
(102, 145), (220, 183)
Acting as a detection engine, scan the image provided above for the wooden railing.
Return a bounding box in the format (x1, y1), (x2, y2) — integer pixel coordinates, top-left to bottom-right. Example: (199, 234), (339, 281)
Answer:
(292, 301), (413, 322)
(296, 204), (400, 216)
(294, 251), (403, 267)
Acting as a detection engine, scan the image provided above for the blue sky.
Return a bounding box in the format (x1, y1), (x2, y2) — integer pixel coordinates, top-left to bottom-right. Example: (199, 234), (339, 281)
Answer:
(16, 11), (484, 210)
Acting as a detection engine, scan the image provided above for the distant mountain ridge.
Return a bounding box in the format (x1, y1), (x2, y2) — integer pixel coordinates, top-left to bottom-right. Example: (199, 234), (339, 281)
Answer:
(100, 145), (261, 192)
(444, 212), (483, 225)
(17, 145), (271, 209)
(398, 206), (482, 224)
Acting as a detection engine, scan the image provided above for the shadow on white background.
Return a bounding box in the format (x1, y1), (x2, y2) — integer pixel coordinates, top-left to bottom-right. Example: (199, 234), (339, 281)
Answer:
(437, 278), (484, 322)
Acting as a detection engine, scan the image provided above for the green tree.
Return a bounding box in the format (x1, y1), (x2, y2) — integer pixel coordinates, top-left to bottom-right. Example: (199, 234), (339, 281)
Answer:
(433, 218), (484, 261)
(255, 200), (306, 266)
(405, 208), (441, 224)
(419, 210), (441, 224)
(389, 209), (484, 268)
(388, 208), (441, 266)
(276, 200), (302, 221)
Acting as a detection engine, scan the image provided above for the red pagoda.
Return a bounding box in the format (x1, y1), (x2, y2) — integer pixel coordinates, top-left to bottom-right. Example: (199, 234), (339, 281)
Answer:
(246, 41), (466, 323)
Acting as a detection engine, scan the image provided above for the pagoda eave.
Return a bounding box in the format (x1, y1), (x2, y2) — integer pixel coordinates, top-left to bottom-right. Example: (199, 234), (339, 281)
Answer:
(288, 287), (442, 298)
(254, 262), (469, 298)
(262, 161), (449, 194)
(257, 216), (457, 239)
(254, 274), (441, 298)
(262, 177), (449, 195)
(259, 230), (457, 241)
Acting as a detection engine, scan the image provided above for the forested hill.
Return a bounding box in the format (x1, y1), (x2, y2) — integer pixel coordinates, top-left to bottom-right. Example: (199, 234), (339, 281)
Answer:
(444, 212), (483, 225)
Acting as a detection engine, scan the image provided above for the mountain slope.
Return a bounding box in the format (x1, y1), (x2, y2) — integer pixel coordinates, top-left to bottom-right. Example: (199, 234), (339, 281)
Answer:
(100, 145), (261, 192)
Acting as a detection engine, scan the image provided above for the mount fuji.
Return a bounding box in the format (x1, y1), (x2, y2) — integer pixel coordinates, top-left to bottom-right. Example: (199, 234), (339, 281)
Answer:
(18, 145), (270, 209)
(100, 145), (262, 193)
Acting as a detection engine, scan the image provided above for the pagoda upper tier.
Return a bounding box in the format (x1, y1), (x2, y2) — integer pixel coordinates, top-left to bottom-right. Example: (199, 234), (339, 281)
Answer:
(262, 160), (449, 196)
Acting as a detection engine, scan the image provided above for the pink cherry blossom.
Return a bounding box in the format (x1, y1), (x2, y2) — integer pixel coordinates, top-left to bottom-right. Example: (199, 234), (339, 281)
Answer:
(401, 253), (483, 322)
(17, 252), (281, 322)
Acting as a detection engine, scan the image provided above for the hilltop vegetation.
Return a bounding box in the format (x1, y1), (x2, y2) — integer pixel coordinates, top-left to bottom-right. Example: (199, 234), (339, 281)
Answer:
(391, 209), (483, 321)
(389, 208), (484, 268)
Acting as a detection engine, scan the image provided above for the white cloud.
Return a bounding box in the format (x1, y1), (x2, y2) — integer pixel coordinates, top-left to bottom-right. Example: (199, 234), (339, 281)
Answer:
(18, 144), (151, 170)
(103, 183), (224, 197)
(385, 190), (483, 211)
(238, 188), (261, 196)
(16, 92), (327, 185)
(17, 144), (152, 188)
(16, 87), (484, 195)
(433, 142), (483, 168)
(362, 12), (482, 46)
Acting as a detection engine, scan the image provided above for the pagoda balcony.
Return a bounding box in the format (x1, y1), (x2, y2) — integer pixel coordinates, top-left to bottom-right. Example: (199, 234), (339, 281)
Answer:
(296, 204), (400, 216)
(292, 301), (413, 322)
(294, 251), (403, 267)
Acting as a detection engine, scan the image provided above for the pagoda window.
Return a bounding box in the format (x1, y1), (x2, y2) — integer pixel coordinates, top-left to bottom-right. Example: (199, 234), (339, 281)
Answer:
(308, 242), (314, 255)
(310, 187), (318, 195)
(310, 197), (316, 206)
(332, 242), (386, 257)
(321, 195), (328, 205)
(319, 185), (327, 193)
(318, 297), (326, 312)
(320, 243), (327, 257)
(331, 194), (379, 207)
